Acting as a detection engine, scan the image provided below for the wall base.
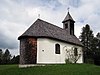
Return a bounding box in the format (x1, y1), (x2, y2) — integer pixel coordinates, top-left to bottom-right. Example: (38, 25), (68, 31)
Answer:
(19, 64), (45, 68)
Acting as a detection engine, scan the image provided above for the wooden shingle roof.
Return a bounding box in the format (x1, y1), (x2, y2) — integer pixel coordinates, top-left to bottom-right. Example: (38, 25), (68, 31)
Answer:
(18, 19), (83, 46)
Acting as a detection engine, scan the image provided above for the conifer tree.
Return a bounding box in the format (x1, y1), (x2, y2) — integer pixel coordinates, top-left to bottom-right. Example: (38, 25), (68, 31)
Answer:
(0, 49), (3, 64)
(2, 49), (11, 64)
(80, 24), (94, 63)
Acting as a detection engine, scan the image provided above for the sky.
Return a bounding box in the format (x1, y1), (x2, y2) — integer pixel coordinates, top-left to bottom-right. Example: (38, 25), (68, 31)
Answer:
(0, 0), (100, 56)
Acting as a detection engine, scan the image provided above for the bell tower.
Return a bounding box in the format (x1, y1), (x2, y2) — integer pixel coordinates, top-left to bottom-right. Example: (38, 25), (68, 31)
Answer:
(62, 12), (75, 35)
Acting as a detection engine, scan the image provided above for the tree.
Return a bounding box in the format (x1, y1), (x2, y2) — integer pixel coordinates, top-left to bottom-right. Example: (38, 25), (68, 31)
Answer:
(96, 32), (100, 51)
(93, 32), (100, 65)
(0, 49), (3, 64)
(0, 49), (20, 64)
(2, 49), (11, 64)
(64, 46), (82, 63)
(97, 32), (100, 38)
(97, 33), (100, 51)
(80, 24), (94, 63)
(10, 55), (19, 64)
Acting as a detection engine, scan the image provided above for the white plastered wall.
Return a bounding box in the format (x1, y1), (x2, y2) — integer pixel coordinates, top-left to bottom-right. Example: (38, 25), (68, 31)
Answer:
(37, 38), (83, 64)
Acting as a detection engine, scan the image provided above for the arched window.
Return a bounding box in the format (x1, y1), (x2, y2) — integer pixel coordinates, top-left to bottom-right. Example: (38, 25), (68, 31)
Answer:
(55, 44), (60, 54)
(74, 48), (78, 56)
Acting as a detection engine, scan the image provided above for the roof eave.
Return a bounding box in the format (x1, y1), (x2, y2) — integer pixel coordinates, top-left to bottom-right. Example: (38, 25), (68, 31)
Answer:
(62, 19), (75, 23)
(18, 36), (83, 47)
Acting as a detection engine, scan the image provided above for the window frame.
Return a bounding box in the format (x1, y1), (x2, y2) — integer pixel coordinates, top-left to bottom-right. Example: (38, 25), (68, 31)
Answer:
(74, 48), (78, 56)
(55, 44), (60, 54)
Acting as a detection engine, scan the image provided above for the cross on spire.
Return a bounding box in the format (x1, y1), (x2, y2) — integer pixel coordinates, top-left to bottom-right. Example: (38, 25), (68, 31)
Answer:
(67, 7), (70, 12)
(38, 14), (40, 19)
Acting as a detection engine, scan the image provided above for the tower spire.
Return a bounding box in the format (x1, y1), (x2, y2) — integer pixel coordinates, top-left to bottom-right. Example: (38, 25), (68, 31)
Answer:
(62, 11), (74, 23)
(62, 11), (75, 35)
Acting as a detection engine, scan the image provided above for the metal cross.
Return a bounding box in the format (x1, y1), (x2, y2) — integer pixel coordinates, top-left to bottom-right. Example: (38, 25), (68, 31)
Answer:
(67, 7), (70, 12)
(38, 14), (40, 19)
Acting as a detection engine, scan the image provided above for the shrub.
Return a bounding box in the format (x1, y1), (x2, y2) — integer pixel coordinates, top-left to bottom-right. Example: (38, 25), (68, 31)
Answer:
(65, 58), (72, 64)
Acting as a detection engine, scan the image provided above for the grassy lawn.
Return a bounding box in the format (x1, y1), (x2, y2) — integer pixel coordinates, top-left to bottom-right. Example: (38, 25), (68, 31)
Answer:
(0, 64), (100, 75)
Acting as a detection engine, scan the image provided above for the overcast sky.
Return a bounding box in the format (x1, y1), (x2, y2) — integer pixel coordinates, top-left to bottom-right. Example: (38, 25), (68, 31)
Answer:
(0, 0), (100, 56)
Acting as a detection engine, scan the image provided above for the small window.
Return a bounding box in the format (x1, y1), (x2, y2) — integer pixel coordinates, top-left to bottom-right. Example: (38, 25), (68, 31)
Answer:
(74, 48), (78, 56)
(55, 44), (60, 54)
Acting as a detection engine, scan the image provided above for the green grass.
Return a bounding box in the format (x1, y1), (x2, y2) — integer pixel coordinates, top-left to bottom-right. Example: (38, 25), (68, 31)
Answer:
(0, 64), (100, 75)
